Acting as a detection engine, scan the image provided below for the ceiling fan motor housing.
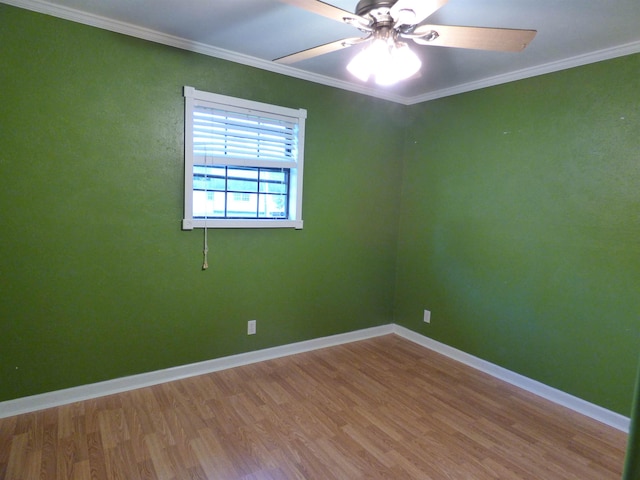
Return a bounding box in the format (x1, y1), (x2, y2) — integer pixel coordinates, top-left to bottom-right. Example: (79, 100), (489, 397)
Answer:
(355, 0), (396, 25)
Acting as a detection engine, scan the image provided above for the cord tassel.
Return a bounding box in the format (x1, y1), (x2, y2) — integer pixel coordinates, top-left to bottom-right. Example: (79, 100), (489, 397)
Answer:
(202, 227), (209, 270)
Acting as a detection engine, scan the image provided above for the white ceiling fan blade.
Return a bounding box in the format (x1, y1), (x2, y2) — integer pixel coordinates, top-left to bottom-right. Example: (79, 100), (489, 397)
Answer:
(412, 24), (537, 52)
(278, 0), (371, 29)
(390, 0), (449, 26)
(274, 37), (370, 65)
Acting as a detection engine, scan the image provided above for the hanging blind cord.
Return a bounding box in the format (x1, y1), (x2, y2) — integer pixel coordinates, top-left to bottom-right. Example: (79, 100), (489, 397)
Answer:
(202, 225), (209, 270)
(202, 161), (209, 270)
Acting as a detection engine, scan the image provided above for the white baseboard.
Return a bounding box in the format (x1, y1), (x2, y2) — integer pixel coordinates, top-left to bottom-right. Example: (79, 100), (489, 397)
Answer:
(393, 325), (630, 433)
(0, 323), (630, 434)
(0, 325), (393, 419)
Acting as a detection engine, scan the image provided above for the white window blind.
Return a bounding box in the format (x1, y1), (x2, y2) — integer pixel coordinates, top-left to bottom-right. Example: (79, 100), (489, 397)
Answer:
(193, 106), (299, 168)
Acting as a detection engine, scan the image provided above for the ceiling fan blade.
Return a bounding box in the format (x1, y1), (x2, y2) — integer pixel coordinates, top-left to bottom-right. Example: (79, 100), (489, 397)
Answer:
(390, 0), (449, 26)
(412, 24), (536, 52)
(274, 37), (369, 65)
(278, 0), (371, 29)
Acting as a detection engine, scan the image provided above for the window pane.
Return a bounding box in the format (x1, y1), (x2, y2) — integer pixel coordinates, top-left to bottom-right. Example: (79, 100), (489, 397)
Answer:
(193, 165), (225, 191)
(259, 193), (287, 218)
(227, 178), (258, 193)
(193, 165), (289, 220)
(227, 192), (258, 217)
(259, 170), (286, 182)
(259, 169), (287, 194)
(259, 179), (287, 194)
(194, 176), (225, 191)
(194, 165), (225, 177)
(227, 167), (258, 180)
(193, 190), (226, 218)
(227, 167), (258, 193)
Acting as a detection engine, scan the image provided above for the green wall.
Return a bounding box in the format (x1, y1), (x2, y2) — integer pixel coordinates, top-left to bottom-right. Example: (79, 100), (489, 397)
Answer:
(624, 357), (640, 478)
(395, 54), (640, 415)
(0, 5), (404, 401)
(1, 3), (639, 430)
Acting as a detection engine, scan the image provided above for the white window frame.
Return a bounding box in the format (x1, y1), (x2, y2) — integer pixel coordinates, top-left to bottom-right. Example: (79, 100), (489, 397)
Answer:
(182, 86), (306, 230)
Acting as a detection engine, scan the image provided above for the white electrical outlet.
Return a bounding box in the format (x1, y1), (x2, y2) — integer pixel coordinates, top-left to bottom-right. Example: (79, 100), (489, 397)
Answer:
(423, 310), (431, 324)
(247, 320), (257, 335)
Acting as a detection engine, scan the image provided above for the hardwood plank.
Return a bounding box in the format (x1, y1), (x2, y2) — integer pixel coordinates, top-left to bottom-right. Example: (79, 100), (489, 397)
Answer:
(0, 334), (627, 479)
(4, 433), (29, 480)
(87, 428), (110, 479)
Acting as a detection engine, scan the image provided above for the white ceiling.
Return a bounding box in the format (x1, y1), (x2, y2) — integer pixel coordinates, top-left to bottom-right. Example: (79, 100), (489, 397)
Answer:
(6, 0), (640, 104)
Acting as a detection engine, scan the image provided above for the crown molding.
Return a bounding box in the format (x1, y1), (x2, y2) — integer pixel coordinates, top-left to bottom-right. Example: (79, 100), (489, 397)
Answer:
(3, 0), (640, 105)
(405, 40), (640, 105)
(1, 0), (408, 104)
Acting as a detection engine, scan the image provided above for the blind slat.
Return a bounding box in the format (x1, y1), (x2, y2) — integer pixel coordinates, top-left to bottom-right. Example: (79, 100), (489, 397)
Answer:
(193, 106), (298, 164)
(194, 122), (296, 142)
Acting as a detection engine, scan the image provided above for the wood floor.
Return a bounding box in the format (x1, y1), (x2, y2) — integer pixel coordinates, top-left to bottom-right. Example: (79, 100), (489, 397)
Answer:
(0, 335), (628, 479)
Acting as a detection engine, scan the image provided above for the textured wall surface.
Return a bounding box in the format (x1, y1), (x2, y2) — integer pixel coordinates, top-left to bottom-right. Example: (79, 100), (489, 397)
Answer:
(0, 5), (404, 401)
(395, 54), (640, 415)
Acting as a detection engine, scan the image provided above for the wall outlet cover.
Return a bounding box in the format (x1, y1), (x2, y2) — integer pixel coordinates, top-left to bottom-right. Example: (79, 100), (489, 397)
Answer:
(248, 320), (257, 335)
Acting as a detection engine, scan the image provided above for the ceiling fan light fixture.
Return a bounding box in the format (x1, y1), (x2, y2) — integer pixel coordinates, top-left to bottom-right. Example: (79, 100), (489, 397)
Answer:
(345, 55), (370, 82)
(346, 37), (387, 82)
(378, 42), (421, 85)
(347, 38), (421, 86)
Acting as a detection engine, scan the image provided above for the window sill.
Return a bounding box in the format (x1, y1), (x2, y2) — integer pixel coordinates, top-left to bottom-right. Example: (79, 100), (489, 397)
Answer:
(182, 219), (303, 230)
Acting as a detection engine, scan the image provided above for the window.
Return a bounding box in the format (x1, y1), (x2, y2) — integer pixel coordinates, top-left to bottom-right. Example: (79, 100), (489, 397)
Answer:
(182, 86), (306, 229)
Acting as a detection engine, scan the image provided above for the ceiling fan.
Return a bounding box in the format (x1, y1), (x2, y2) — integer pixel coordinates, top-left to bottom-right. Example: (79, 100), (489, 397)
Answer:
(275, 0), (537, 85)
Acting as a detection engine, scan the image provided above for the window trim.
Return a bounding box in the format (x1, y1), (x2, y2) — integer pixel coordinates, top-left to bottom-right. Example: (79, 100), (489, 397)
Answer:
(182, 86), (306, 230)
